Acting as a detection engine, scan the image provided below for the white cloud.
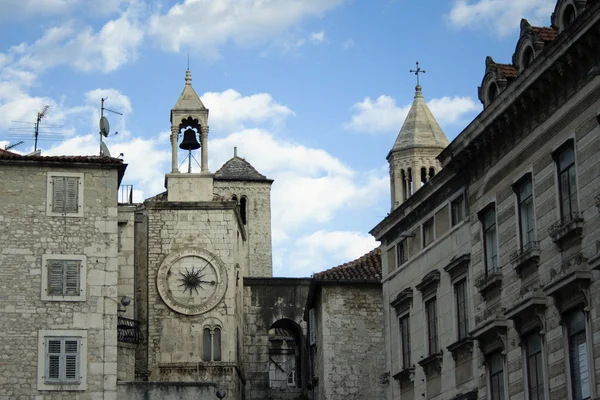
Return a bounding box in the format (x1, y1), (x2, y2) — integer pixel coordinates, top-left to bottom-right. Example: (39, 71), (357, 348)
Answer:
(148, 0), (345, 57)
(0, 0), (136, 19)
(310, 31), (325, 43)
(342, 38), (355, 49)
(284, 230), (379, 275)
(201, 89), (295, 132)
(447, 0), (555, 37)
(344, 94), (480, 134)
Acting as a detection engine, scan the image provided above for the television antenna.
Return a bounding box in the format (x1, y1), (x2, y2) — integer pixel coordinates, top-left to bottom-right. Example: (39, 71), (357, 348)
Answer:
(5, 141), (24, 151)
(99, 97), (122, 157)
(6, 105), (65, 151)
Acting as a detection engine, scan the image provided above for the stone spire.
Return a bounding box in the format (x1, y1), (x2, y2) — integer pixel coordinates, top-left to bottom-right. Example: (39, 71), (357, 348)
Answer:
(387, 80), (449, 210)
(171, 69), (207, 113)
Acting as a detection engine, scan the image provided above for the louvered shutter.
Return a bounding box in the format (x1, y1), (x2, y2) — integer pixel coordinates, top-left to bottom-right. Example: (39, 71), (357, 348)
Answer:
(52, 177), (66, 213)
(308, 309), (316, 346)
(65, 177), (79, 213)
(48, 261), (64, 295)
(64, 261), (80, 295)
(64, 340), (79, 381)
(46, 339), (61, 381)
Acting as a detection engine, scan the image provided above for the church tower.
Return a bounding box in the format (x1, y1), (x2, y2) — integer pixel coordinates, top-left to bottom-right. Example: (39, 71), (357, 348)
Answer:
(387, 65), (449, 210)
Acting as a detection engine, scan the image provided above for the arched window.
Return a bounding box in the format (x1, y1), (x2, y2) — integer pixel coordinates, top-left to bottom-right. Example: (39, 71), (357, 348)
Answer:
(287, 369), (296, 386)
(487, 83), (499, 105)
(203, 328), (211, 361)
(401, 169), (408, 201)
(522, 46), (535, 69)
(203, 327), (222, 362)
(231, 195), (238, 203)
(421, 167), (427, 186)
(563, 4), (576, 28)
(213, 328), (222, 361)
(429, 167), (435, 180)
(240, 197), (247, 225)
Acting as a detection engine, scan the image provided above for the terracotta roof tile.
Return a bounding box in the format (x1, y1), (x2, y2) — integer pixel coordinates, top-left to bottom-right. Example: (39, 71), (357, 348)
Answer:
(0, 148), (17, 155)
(0, 153), (124, 165)
(314, 247), (381, 282)
(214, 156), (271, 182)
(530, 26), (558, 42)
(497, 63), (518, 79)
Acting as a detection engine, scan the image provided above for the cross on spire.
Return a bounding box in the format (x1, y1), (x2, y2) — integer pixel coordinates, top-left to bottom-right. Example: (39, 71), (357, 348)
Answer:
(410, 62), (426, 87)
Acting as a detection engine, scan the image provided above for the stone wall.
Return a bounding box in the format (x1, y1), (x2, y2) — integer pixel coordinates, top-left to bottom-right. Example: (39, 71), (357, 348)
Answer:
(118, 205), (136, 319)
(316, 284), (386, 400)
(118, 344), (136, 381)
(243, 278), (311, 400)
(214, 181), (273, 277)
(0, 163), (120, 399)
(117, 381), (217, 399)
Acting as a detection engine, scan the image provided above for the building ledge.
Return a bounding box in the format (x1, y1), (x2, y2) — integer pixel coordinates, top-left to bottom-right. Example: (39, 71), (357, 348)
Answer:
(588, 241), (600, 271)
(474, 267), (502, 300)
(444, 253), (471, 279)
(543, 252), (592, 299)
(446, 337), (474, 361)
(418, 352), (443, 376)
(595, 193), (600, 212)
(449, 390), (478, 400)
(504, 284), (547, 334)
(392, 367), (415, 382)
(510, 241), (540, 277)
(548, 212), (583, 249)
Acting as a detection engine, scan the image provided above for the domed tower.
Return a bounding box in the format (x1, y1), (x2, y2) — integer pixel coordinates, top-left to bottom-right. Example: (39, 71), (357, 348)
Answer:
(388, 65), (449, 210)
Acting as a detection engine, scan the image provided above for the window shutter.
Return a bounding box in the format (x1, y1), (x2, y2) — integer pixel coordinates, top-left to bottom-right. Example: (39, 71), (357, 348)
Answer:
(65, 177), (79, 213)
(64, 340), (79, 381)
(48, 261), (64, 295)
(52, 177), (66, 213)
(64, 261), (80, 295)
(309, 309), (316, 346)
(46, 339), (61, 381)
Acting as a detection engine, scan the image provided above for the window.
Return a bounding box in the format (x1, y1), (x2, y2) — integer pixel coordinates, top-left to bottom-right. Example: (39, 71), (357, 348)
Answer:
(522, 47), (535, 69)
(240, 197), (247, 225)
(398, 314), (411, 369)
(555, 143), (578, 219)
(481, 206), (498, 273)
(455, 279), (469, 339)
(562, 5), (576, 28)
(525, 333), (545, 400)
(397, 240), (407, 266)
(566, 309), (590, 400)
(41, 255), (86, 302)
(488, 83), (499, 104)
(37, 330), (87, 391)
(425, 298), (439, 355)
(488, 352), (505, 400)
(451, 194), (465, 226)
(423, 217), (434, 247)
(203, 326), (222, 362)
(46, 172), (84, 217)
(387, 246), (397, 271)
(287, 369), (296, 386)
(516, 178), (535, 247)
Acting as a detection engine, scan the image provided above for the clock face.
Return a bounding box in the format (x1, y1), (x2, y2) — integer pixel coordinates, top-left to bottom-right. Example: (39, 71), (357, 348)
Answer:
(157, 249), (227, 315)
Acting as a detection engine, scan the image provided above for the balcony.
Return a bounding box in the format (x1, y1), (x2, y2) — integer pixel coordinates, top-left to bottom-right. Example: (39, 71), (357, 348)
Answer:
(418, 352), (443, 376)
(543, 252), (592, 311)
(118, 184), (134, 205)
(471, 302), (508, 354)
(548, 212), (583, 249)
(474, 267), (502, 300)
(510, 241), (540, 277)
(118, 317), (142, 344)
(392, 367), (415, 382)
(589, 241), (600, 271)
(504, 281), (547, 334)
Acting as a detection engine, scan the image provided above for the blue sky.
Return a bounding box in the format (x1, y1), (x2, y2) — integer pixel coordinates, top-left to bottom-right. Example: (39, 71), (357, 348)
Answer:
(0, 0), (558, 276)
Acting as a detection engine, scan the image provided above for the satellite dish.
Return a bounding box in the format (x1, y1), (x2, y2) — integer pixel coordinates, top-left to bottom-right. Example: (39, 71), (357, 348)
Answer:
(100, 141), (112, 157)
(99, 116), (110, 137)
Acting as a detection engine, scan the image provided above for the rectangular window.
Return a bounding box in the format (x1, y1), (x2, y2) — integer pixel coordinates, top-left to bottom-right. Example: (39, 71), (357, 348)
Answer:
(516, 178), (535, 247)
(455, 279), (469, 340)
(423, 217), (434, 247)
(397, 240), (407, 266)
(482, 207), (498, 273)
(566, 309), (590, 400)
(525, 333), (545, 400)
(398, 314), (411, 369)
(425, 298), (438, 355)
(489, 352), (505, 400)
(45, 337), (80, 384)
(52, 176), (80, 213)
(47, 260), (80, 296)
(451, 194), (465, 226)
(387, 246), (397, 271)
(555, 143), (578, 219)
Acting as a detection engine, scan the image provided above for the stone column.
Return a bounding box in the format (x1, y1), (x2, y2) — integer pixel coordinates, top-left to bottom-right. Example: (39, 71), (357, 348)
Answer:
(391, 161), (403, 209)
(170, 125), (179, 173)
(413, 163), (421, 191)
(200, 126), (209, 173)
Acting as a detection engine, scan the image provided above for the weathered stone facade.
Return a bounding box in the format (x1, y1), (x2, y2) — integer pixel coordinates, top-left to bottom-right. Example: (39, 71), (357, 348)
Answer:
(0, 157), (124, 399)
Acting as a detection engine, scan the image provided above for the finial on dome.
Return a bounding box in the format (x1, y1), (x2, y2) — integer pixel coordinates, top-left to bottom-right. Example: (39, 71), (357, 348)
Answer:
(185, 69), (192, 86)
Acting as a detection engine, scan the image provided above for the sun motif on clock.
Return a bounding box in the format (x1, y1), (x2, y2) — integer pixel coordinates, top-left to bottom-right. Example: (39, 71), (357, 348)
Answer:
(157, 249), (227, 315)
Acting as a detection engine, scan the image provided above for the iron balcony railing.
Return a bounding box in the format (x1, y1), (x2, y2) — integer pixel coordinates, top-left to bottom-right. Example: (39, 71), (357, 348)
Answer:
(510, 241), (540, 264)
(118, 184), (134, 205)
(548, 212), (581, 236)
(474, 266), (502, 289)
(117, 316), (142, 344)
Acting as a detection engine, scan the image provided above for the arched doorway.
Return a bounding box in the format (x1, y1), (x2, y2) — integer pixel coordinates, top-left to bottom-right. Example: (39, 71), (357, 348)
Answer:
(268, 319), (303, 393)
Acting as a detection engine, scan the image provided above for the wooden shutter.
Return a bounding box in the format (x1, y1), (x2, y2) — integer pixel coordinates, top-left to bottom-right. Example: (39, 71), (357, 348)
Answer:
(52, 177), (66, 213)
(309, 309), (316, 346)
(65, 177), (79, 213)
(48, 261), (64, 295)
(46, 339), (61, 381)
(64, 340), (79, 381)
(64, 261), (80, 295)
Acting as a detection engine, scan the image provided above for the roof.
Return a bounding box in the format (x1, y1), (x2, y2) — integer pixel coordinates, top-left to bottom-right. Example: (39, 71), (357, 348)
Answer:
(313, 247), (381, 282)
(530, 26), (558, 42)
(496, 63), (518, 79)
(214, 156), (272, 182)
(0, 153), (124, 165)
(0, 148), (17, 155)
(172, 69), (207, 112)
(390, 85), (449, 153)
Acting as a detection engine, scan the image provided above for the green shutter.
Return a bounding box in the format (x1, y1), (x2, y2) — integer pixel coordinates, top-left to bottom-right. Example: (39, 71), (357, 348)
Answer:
(65, 177), (79, 213)
(52, 177), (66, 213)
(48, 261), (64, 295)
(64, 261), (80, 295)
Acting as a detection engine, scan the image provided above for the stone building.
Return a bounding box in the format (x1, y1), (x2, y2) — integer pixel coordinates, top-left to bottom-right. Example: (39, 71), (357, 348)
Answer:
(305, 248), (386, 400)
(372, 1), (600, 400)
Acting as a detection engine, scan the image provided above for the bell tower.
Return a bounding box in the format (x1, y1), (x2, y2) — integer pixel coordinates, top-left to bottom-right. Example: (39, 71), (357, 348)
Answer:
(166, 69), (214, 201)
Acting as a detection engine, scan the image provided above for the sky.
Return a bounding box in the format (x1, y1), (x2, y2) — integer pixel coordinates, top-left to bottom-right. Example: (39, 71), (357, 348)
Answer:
(0, 0), (559, 277)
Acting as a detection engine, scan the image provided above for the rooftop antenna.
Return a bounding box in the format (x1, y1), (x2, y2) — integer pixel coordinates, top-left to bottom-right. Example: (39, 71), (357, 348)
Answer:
(7, 106), (65, 149)
(5, 141), (24, 151)
(99, 97), (122, 157)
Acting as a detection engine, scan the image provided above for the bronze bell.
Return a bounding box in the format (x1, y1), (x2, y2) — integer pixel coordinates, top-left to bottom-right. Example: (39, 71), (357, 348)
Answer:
(179, 128), (201, 151)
